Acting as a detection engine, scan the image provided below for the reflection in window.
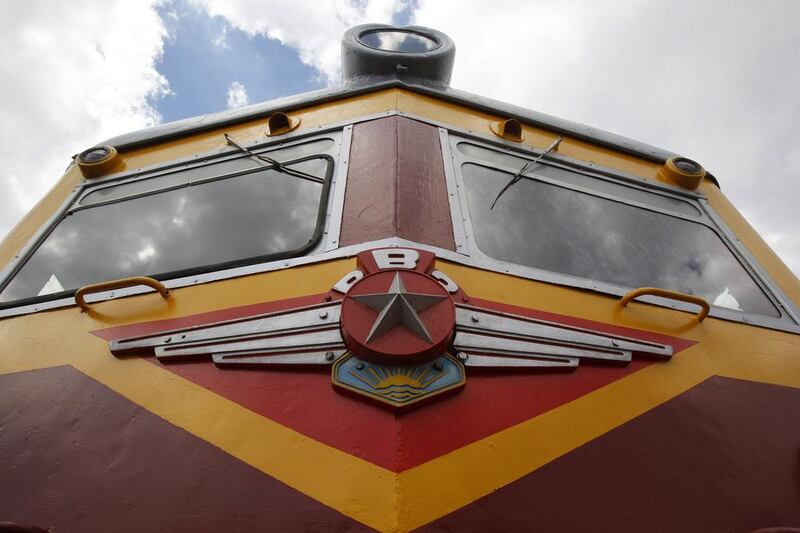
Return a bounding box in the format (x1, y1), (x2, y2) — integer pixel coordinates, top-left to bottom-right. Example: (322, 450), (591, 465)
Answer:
(461, 163), (778, 317)
(359, 30), (439, 53)
(456, 142), (700, 216)
(79, 138), (335, 207)
(0, 155), (331, 304)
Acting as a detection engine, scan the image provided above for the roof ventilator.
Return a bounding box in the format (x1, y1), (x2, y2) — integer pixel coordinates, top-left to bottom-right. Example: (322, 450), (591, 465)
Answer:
(266, 112), (301, 136)
(490, 118), (524, 142)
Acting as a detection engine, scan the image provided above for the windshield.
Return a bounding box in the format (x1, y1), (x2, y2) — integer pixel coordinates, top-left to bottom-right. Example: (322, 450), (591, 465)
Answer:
(0, 141), (335, 305)
(459, 157), (779, 318)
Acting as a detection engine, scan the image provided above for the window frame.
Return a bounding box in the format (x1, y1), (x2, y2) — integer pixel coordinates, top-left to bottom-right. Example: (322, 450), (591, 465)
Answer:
(0, 131), (340, 310)
(442, 130), (800, 332)
(1, 110), (796, 334)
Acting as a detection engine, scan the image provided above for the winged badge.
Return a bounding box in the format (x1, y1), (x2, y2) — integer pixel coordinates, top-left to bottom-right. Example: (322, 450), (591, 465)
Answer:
(109, 248), (673, 410)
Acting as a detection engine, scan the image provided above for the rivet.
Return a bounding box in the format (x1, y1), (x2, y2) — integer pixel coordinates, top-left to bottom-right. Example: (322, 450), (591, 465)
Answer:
(356, 362), (365, 370)
(462, 295), (470, 303)
(164, 336), (172, 343)
(457, 352), (468, 362)
(324, 294), (332, 302)
(319, 311), (329, 319)
(325, 351), (335, 361)
(471, 315), (479, 323)
(434, 361), (444, 371)
(611, 340), (619, 347)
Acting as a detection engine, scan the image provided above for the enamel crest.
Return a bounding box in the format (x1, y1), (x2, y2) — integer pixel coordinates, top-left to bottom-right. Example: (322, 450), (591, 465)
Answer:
(108, 248), (673, 410)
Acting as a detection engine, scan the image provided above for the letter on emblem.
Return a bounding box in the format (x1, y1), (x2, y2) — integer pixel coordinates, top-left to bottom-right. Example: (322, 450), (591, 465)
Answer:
(431, 270), (459, 293)
(372, 249), (419, 270)
(333, 270), (364, 294)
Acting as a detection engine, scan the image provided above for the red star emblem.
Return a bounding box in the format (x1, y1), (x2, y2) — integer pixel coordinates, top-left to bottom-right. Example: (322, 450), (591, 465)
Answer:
(340, 270), (455, 365)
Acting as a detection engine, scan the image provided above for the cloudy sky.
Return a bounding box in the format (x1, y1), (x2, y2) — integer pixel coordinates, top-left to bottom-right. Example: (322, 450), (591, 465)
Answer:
(1, 0), (798, 275)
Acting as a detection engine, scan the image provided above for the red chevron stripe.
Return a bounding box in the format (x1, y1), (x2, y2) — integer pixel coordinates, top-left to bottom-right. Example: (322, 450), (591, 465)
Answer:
(95, 294), (693, 472)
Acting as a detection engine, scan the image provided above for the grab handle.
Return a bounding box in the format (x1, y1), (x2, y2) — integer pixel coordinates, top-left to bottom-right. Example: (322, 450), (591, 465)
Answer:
(619, 287), (709, 322)
(75, 276), (169, 312)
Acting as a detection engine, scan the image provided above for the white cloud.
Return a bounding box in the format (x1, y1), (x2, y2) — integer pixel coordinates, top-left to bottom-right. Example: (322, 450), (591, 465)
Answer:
(192, 0), (407, 83)
(413, 0), (800, 275)
(226, 81), (250, 108)
(0, 0), (168, 238)
(2, 0), (797, 282)
(212, 25), (231, 50)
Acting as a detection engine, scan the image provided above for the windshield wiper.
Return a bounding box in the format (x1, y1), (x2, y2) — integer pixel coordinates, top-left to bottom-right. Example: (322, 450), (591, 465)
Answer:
(224, 133), (325, 184)
(490, 136), (563, 210)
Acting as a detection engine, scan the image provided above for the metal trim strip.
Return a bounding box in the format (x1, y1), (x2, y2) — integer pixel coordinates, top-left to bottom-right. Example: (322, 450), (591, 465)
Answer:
(2, 235), (798, 334)
(74, 135), (341, 207)
(697, 197), (800, 324)
(323, 125), (353, 251)
(438, 128), (469, 255)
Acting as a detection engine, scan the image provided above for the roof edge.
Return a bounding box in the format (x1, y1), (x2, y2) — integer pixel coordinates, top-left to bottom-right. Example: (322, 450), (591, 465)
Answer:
(98, 80), (678, 165)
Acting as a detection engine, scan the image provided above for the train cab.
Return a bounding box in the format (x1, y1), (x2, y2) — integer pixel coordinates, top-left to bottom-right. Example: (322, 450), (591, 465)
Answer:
(1, 24), (799, 532)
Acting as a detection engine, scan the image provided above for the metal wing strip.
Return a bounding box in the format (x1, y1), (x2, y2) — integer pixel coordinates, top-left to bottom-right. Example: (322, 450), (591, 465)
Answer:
(155, 327), (345, 360)
(460, 353), (578, 368)
(453, 331), (631, 364)
(455, 306), (672, 358)
(212, 349), (347, 366)
(110, 302), (343, 366)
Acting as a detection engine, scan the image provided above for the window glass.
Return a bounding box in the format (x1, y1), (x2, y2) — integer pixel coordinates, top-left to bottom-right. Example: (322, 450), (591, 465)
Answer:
(456, 141), (700, 216)
(462, 163), (778, 317)
(0, 155), (330, 304)
(80, 138), (335, 207)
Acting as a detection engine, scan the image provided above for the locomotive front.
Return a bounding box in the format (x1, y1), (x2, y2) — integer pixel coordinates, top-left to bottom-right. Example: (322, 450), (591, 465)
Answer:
(1, 25), (799, 532)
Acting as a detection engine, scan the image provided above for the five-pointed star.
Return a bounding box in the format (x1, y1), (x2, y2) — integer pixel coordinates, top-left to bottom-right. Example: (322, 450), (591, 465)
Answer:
(351, 272), (447, 344)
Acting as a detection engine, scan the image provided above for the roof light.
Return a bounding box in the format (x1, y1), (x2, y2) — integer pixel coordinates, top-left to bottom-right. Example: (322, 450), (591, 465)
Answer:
(659, 156), (706, 189)
(76, 145), (119, 178)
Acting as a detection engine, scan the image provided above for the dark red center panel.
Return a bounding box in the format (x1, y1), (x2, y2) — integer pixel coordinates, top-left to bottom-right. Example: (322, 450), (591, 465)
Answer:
(339, 116), (456, 251)
(0, 366), (368, 532)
